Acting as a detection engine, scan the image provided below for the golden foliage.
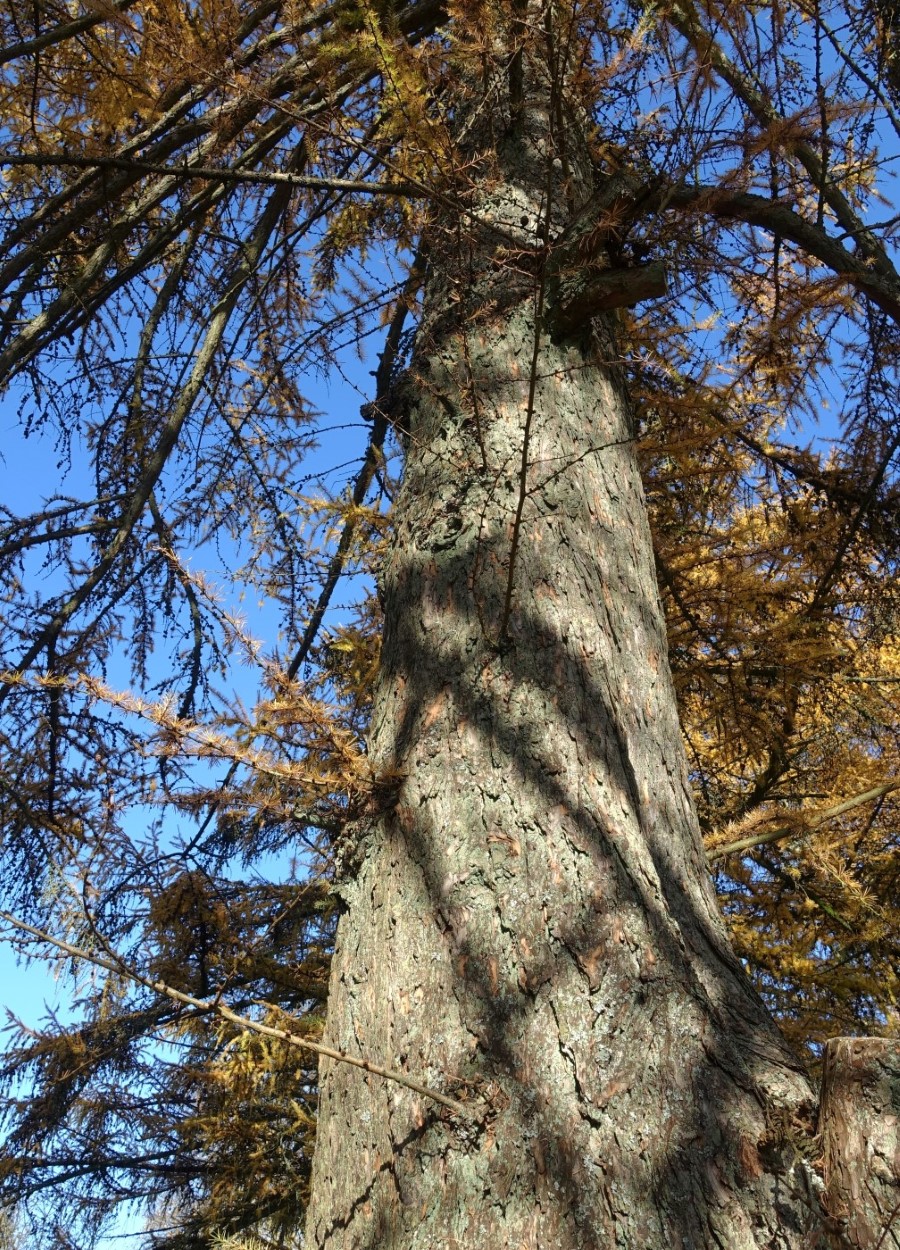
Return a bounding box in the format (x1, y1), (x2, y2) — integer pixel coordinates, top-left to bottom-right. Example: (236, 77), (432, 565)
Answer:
(0, 0), (900, 1243)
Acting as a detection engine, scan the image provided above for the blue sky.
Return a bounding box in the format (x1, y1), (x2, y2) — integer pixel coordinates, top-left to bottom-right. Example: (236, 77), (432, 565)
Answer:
(0, 319), (384, 1245)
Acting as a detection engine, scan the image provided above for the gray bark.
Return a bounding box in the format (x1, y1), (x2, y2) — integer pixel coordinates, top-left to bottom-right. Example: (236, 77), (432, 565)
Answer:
(305, 26), (827, 1250)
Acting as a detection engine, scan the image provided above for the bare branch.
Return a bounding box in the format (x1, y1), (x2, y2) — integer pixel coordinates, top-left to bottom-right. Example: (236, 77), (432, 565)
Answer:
(0, 153), (421, 197)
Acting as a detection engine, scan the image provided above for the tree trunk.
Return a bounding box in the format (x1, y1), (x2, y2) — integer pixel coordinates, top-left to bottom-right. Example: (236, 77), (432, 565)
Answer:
(820, 1038), (900, 1248)
(305, 26), (825, 1249)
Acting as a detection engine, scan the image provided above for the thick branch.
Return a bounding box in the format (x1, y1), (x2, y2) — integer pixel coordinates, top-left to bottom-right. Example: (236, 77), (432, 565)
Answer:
(550, 258), (668, 332)
(0, 0), (139, 66)
(663, 0), (894, 276)
(662, 185), (900, 323)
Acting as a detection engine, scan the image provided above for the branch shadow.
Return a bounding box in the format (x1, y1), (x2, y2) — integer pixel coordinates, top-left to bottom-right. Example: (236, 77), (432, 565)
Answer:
(313, 433), (819, 1247)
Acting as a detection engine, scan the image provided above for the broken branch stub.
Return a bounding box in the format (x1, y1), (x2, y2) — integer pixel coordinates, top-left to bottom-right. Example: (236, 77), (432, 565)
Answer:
(549, 259), (668, 336)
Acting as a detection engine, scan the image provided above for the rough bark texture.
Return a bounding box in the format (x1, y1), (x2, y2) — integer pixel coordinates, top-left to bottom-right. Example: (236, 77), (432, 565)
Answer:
(305, 28), (827, 1249)
(820, 1038), (900, 1248)
(305, 295), (823, 1248)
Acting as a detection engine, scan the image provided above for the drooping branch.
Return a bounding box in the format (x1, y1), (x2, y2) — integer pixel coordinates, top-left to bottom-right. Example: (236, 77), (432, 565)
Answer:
(662, 184), (900, 324)
(286, 254), (425, 680)
(186, 257), (422, 846)
(662, 0), (894, 276)
(0, 147), (304, 699)
(0, 910), (472, 1119)
(573, 169), (900, 325)
(547, 170), (900, 341)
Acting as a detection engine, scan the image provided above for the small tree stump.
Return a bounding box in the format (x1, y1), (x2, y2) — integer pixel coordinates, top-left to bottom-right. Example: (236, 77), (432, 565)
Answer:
(820, 1037), (900, 1248)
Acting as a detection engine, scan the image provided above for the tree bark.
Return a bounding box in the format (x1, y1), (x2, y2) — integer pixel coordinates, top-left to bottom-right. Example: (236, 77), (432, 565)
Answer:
(820, 1038), (900, 1248)
(305, 22), (825, 1249)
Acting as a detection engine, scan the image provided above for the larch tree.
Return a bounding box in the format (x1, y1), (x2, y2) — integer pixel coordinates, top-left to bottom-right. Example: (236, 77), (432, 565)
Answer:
(0, 0), (899, 1248)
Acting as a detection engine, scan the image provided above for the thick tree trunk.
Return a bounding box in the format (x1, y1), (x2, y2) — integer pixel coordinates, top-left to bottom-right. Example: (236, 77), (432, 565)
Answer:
(820, 1038), (900, 1248)
(305, 26), (826, 1249)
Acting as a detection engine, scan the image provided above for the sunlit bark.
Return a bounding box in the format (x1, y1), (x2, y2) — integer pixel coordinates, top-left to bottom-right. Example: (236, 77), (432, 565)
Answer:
(306, 43), (824, 1244)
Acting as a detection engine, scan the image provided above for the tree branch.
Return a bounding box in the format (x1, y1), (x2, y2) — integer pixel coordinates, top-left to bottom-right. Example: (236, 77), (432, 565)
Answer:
(0, 153), (420, 197)
(0, 148), (303, 700)
(663, 0), (894, 275)
(550, 258), (668, 332)
(709, 778), (900, 861)
(0, 910), (472, 1119)
(661, 184), (900, 323)
(0, 0), (139, 66)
